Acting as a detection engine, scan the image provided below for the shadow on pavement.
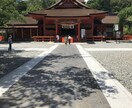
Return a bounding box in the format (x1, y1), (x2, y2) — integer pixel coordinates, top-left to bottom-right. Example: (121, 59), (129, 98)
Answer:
(0, 53), (112, 108)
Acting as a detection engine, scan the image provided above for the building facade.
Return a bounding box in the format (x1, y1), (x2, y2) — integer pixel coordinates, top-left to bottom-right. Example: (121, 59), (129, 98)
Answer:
(5, 0), (119, 41)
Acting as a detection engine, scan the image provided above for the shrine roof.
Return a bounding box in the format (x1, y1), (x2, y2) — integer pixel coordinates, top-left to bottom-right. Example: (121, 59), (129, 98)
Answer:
(8, 17), (38, 25)
(29, 9), (107, 17)
(102, 16), (119, 24)
(48, 0), (89, 9)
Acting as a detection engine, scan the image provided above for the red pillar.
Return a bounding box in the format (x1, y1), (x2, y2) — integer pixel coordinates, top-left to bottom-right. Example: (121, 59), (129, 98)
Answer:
(21, 28), (24, 39)
(43, 16), (46, 35)
(91, 16), (94, 36)
(30, 28), (32, 38)
(78, 22), (81, 42)
(56, 23), (58, 35)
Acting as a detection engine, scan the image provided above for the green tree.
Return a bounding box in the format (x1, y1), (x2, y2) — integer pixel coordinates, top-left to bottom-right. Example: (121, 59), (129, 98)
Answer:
(86, 0), (111, 12)
(87, 0), (132, 13)
(0, 0), (22, 26)
(22, 0), (42, 14)
(118, 6), (132, 34)
(22, 0), (56, 15)
(16, 1), (27, 14)
(110, 0), (132, 13)
(42, 0), (56, 8)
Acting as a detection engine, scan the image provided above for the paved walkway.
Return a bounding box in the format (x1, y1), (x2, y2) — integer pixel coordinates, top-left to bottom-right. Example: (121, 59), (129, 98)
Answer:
(0, 44), (132, 108)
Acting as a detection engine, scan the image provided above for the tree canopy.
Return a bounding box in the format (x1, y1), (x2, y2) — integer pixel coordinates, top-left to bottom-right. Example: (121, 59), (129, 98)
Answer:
(0, 0), (56, 26)
(86, 0), (132, 13)
(86, 0), (132, 34)
(0, 0), (132, 27)
(0, 0), (21, 26)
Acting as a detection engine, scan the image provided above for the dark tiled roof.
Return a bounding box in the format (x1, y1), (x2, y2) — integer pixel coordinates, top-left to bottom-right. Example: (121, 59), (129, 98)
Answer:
(29, 9), (107, 17)
(78, 0), (85, 2)
(102, 16), (119, 24)
(48, 0), (89, 9)
(8, 17), (38, 25)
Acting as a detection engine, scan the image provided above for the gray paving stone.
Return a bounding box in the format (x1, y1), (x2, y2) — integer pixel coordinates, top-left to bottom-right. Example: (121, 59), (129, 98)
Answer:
(0, 44), (111, 108)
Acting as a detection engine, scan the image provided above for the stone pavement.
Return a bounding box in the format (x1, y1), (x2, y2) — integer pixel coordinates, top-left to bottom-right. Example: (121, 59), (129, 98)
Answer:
(0, 43), (132, 108)
(0, 44), (111, 108)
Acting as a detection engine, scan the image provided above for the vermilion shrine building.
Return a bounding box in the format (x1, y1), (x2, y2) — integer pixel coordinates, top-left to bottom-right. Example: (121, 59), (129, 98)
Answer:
(6, 0), (119, 42)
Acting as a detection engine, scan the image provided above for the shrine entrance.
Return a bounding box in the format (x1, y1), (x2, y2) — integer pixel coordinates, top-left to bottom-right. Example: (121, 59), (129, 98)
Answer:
(56, 19), (80, 42)
(60, 24), (76, 36)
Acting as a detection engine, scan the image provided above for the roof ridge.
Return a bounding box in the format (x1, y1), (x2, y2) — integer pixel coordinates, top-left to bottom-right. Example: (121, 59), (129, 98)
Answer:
(47, 0), (90, 9)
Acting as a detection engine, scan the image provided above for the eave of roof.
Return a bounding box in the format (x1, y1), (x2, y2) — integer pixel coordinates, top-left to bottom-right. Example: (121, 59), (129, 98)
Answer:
(29, 9), (107, 17)
(102, 16), (119, 24)
(8, 17), (38, 25)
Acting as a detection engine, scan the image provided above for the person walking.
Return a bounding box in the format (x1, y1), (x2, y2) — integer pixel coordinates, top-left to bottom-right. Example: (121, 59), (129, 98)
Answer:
(8, 35), (12, 51)
(56, 34), (59, 42)
(116, 31), (121, 43)
(64, 36), (68, 45)
(68, 35), (72, 45)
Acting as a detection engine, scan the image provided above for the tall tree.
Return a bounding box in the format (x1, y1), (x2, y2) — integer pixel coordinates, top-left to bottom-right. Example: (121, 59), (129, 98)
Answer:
(110, 0), (132, 13)
(42, 0), (56, 8)
(118, 6), (132, 28)
(86, 0), (110, 12)
(16, 1), (27, 14)
(87, 0), (132, 13)
(0, 0), (22, 26)
(21, 0), (56, 14)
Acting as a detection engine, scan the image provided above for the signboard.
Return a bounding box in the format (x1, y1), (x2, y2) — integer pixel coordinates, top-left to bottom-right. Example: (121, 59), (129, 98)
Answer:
(81, 29), (86, 39)
(114, 24), (119, 31)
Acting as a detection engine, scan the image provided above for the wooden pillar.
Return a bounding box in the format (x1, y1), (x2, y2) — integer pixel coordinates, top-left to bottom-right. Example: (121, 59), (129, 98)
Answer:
(30, 28), (32, 39)
(91, 16), (94, 36)
(43, 16), (46, 35)
(5, 29), (8, 39)
(37, 28), (39, 36)
(15, 28), (18, 39)
(56, 23), (58, 35)
(12, 28), (15, 39)
(14, 28), (17, 40)
(78, 22), (81, 42)
(21, 28), (24, 39)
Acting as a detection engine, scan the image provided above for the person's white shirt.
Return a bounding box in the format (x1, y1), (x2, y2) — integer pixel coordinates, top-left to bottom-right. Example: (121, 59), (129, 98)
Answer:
(68, 35), (71, 39)
(56, 35), (59, 40)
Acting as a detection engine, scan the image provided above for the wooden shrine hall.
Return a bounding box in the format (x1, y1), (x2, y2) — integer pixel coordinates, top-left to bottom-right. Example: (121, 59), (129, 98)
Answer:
(5, 0), (119, 42)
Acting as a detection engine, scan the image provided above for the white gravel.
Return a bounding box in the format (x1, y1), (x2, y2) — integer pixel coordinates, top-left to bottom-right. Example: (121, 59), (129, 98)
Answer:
(0, 42), (55, 49)
(83, 42), (132, 94)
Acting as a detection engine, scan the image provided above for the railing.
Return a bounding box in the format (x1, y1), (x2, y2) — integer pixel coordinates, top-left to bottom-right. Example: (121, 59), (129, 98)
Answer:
(32, 36), (55, 42)
(123, 35), (132, 40)
(87, 36), (105, 41)
(0, 36), (4, 41)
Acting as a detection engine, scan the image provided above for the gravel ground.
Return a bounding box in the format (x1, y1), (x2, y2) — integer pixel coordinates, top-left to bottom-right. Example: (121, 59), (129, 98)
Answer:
(88, 51), (132, 94)
(83, 41), (132, 48)
(0, 41), (132, 94)
(0, 42), (55, 49)
(0, 42), (56, 79)
(82, 42), (132, 93)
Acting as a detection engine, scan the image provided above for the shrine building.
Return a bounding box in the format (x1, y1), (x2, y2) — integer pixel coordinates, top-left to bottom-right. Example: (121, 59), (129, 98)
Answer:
(5, 0), (119, 42)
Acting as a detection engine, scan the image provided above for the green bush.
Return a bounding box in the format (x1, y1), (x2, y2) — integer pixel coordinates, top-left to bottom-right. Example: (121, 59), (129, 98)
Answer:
(123, 25), (132, 35)
(128, 27), (132, 34)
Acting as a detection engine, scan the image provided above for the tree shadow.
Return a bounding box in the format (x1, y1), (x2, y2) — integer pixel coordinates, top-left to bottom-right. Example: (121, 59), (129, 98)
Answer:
(0, 50), (39, 79)
(0, 53), (114, 108)
(94, 71), (119, 95)
(0, 67), (99, 108)
(86, 41), (95, 44)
